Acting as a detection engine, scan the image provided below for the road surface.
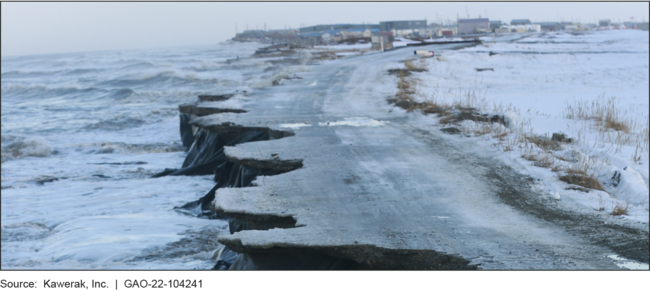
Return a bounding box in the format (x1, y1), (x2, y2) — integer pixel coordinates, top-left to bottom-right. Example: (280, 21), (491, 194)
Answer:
(192, 43), (649, 269)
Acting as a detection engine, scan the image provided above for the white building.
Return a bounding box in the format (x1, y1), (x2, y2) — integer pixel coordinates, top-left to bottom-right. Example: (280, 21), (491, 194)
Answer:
(458, 18), (490, 34)
(321, 33), (332, 42)
(526, 24), (541, 32)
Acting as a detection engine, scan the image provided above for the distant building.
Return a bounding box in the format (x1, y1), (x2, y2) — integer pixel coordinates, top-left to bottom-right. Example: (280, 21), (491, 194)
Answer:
(321, 32), (332, 42)
(379, 20), (427, 37)
(234, 30), (267, 41)
(533, 22), (560, 31)
(342, 28), (378, 39)
(582, 23), (598, 30)
(440, 28), (456, 36)
(623, 21), (638, 28)
(599, 19), (611, 27)
(301, 32), (324, 42)
(420, 27), (440, 38)
(510, 19), (531, 25)
(299, 24), (378, 34)
(527, 24), (541, 32)
(559, 22), (579, 30)
(371, 35), (394, 50)
(458, 18), (490, 34)
(489, 20), (503, 31)
(266, 29), (296, 35)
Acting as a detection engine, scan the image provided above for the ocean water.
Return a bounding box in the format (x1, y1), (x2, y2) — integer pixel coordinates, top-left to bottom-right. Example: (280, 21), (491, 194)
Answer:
(1, 42), (268, 269)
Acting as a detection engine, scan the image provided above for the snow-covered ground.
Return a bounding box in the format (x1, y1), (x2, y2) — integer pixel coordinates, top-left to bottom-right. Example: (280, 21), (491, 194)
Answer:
(392, 37), (422, 47)
(407, 30), (649, 222)
(314, 42), (372, 50)
(424, 37), (466, 43)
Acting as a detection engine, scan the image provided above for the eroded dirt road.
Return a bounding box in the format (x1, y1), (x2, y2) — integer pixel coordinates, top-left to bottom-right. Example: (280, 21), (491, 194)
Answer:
(193, 43), (649, 269)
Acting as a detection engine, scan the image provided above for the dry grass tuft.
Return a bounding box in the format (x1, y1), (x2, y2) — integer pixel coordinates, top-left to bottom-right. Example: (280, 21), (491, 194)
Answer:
(404, 59), (427, 72)
(559, 173), (603, 191)
(563, 94), (649, 166)
(559, 167), (604, 191)
(564, 94), (632, 134)
(605, 119), (629, 133)
(520, 146), (556, 169)
(492, 131), (509, 140)
(472, 122), (493, 136)
(500, 137), (519, 152)
(524, 134), (562, 152)
(610, 201), (629, 216)
(632, 142), (643, 164)
(592, 195), (606, 211)
(439, 114), (455, 125)
(521, 145), (539, 161)
(391, 59), (452, 116)
(533, 154), (555, 168)
(557, 155), (606, 191)
(551, 164), (565, 172)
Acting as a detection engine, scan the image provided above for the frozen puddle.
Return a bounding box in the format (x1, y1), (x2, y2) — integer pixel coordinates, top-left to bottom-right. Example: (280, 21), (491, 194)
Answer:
(607, 255), (649, 270)
(280, 117), (386, 130)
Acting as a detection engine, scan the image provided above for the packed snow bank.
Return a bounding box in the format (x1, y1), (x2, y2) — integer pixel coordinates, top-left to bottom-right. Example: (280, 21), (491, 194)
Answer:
(408, 30), (649, 221)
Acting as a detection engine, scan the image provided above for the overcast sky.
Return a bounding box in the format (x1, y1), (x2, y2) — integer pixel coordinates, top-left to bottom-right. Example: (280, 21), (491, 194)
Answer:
(2, 2), (648, 56)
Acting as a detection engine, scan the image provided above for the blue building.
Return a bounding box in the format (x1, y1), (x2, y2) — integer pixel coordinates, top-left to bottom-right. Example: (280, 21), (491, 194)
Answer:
(510, 19), (531, 25)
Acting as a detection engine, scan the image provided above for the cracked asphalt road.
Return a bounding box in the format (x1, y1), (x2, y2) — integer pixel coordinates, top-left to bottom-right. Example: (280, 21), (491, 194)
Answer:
(193, 43), (649, 269)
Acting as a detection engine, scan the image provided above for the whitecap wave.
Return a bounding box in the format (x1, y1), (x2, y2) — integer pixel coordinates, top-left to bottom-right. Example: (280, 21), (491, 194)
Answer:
(83, 115), (146, 131)
(1, 139), (52, 163)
